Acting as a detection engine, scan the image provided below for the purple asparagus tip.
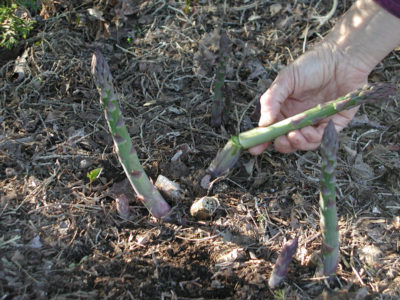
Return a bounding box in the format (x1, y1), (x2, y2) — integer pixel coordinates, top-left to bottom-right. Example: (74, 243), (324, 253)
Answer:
(268, 237), (298, 289)
(151, 201), (172, 219)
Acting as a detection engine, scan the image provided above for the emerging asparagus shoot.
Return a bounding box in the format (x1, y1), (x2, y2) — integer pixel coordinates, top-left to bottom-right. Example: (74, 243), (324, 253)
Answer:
(211, 30), (230, 128)
(319, 120), (339, 277)
(208, 83), (394, 177)
(91, 50), (171, 218)
(268, 237), (298, 289)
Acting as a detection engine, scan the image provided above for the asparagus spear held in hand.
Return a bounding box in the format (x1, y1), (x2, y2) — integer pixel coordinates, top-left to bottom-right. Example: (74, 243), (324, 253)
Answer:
(208, 83), (395, 178)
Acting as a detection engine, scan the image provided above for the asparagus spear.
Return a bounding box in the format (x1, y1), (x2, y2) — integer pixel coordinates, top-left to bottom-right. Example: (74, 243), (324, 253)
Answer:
(211, 30), (230, 128)
(319, 120), (339, 277)
(211, 61), (225, 127)
(91, 50), (171, 219)
(268, 237), (298, 289)
(208, 137), (242, 177)
(208, 83), (394, 177)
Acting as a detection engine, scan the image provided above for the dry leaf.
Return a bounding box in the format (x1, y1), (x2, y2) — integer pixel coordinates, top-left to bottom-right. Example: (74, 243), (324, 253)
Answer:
(270, 4), (282, 17)
(216, 248), (245, 263)
(351, 154), (375, 183)
(245, 58), (267, 80)
(359, 244), (382, 268)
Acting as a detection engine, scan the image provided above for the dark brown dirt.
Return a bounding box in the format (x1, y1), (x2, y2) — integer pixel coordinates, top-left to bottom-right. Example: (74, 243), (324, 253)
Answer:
(1, 1), (399, 299)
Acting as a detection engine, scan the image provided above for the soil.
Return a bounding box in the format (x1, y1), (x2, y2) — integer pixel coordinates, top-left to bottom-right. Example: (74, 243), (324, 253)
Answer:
(1, 1), (399, 299)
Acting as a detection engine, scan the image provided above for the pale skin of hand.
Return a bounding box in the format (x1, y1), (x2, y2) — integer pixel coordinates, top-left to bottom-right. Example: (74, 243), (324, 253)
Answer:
(249, 0), (400, 155)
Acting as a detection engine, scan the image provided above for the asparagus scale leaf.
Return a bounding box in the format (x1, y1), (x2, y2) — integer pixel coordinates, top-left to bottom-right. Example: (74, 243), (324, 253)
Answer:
(91, 50), (171, 218)
(208, 83), (395, 177)
(319, 120), (339, 277)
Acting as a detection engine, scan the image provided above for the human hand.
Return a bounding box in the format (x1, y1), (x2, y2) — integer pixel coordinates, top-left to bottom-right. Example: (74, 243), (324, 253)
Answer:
(249, 0), (400, 155)
(249, 42), (369, 154)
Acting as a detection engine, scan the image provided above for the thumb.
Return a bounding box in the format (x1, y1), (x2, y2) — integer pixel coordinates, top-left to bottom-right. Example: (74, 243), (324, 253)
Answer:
(259, 72), (293, 127)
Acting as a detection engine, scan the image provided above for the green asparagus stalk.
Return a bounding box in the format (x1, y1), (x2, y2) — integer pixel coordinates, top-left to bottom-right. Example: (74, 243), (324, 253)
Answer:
(268, 237), (298, 289)
(211, 62), (225, 127)
(208, 137), (242, 177)
(91, 50), (171, 219)
(319, 120), (339, 277)
(208, 83), (394, 177)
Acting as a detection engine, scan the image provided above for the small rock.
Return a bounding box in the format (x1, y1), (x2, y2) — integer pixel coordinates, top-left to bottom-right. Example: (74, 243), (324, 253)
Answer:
(79, 159), (92, 169)
(155, 175), (183, 201)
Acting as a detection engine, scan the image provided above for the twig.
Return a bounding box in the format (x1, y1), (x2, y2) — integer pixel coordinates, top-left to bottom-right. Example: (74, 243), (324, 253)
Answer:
(0, 235), (21, 249)
(313, 0), (338, 29)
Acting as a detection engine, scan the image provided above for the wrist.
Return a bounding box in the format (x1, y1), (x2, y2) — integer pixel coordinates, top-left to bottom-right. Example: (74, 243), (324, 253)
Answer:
(325, 0), (400, 73)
